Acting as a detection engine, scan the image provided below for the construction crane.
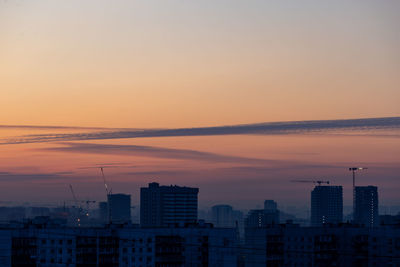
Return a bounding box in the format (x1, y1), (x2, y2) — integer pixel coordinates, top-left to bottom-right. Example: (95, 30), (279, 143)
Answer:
(100, 167), (112, 196)
(83, 200), (96, 217)
(69, 184), (81, 210)
(69, 184), (83, 226)
(69, 185), (96, 220)
(290, 180), (330, 186)
(100, 167), (112, 223)
(349, 167), (368, 220)
(349, 167), (367, 190)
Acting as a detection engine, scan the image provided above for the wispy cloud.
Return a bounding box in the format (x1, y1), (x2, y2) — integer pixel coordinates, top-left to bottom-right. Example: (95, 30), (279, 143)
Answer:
(0, 171), (76, 183)
(41, 142), (271, 164)
(0, 125), (112, 130)
(1, 117), (399, 145)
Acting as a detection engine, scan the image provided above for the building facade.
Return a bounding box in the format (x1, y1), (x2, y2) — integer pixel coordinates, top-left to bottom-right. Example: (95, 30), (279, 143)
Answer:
(2, 218), (238, 267)
(140, 182), (198, 227)
(354, 186), (379, 227)
(108, 194), (131, 224)
(311, 186), (343, 226)
(245, 222), (400, 267)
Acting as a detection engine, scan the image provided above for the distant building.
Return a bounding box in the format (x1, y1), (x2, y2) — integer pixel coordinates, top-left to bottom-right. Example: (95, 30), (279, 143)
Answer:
(264, 200), (278, 211)
(245, 209), (280, 229)
(354, 186), (379, 227)
(98, 201), (108, 223)
(211, 205), (234, 227)
(140, 182), (198, 227)
(245, 200), (280, 229)
(264, 200), (280, 224)
(311, 185), (343, 226)
(108, 194), (131, 224)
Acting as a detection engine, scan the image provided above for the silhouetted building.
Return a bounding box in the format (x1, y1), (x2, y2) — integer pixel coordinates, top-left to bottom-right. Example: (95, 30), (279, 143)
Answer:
(108, 194), (131, 224)
(245, 209), (280, 228)
(380, 214), (400, 226)
(211, 205), (234, 227)
(98, 201), (108, 223)
(354, 186), (379, 227)
(140, 182), (198, 227)
(264, 200), (280, 224)
(264, 200), (278, 211)
(245, 222), (400, 267)
(3, 218), (238, 266)
(311, 185), (343, 226)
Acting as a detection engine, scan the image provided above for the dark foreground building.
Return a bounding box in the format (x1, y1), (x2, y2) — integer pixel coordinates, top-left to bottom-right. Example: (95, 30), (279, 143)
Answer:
(1, 217), (237, 267)
(245, 222), (400, 267)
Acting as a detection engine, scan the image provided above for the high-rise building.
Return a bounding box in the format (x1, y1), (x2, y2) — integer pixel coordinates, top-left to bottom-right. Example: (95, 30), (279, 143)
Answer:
(311, 185), (343, 226)
(354, 186), (379, 227)
(140, 182), (198, 227)
(108, 194), (131, 224)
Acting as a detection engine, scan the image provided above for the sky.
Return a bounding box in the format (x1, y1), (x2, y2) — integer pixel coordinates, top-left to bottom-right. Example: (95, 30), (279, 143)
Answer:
(0, 1), (399, 214)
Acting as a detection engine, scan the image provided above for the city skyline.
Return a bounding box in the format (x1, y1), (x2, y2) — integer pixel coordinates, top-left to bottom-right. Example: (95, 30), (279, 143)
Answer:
(1, 1), (399, 209)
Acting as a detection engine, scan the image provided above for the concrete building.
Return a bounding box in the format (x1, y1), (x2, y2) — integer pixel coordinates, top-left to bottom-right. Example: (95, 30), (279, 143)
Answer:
(108, 194), (131, 224)
(245, 209), (280, 229)
(245, 200), (280, 229)
(140, 182), (198, 227)
(245, 222), (400, 267)
(2, 217), (238, 267)
(311, 185), (343, 226)
(354, 185), (379, 227)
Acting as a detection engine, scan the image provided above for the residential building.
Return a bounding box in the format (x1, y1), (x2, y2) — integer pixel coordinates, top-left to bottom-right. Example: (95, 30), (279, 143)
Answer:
(140, 182), (198, 227)
(245, 222), (400, 267)
(311, 185), (343, 226)
(108, 194), (131, 224)
(354, 186), (379, 227)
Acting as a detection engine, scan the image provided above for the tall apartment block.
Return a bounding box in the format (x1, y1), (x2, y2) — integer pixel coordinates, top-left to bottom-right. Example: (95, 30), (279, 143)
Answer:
(354, 186), (379, 227)
(311, 185), (343, 226)
(108, 193), (131, 224)
(140, 182), (198, 227)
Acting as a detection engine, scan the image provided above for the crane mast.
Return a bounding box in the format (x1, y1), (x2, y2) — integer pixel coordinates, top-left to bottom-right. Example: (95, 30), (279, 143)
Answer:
(290, 180), (330, 186)
(100, 167), (112, 223)
(349, 167), (367, 221)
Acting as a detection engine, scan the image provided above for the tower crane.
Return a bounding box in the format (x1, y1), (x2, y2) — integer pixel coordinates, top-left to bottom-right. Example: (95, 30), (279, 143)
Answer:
(290, 180), (330, 186)
(349, 167), (367, 220)
(69, 185), (96, 222)
(100, 167), (112, 223)
(69, 184), (83, 226)
(349, 167), (367, 191)
(83, 200), (96, 217)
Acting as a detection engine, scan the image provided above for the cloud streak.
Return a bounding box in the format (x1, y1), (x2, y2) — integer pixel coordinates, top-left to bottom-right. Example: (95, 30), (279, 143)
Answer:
(1, 117), (400, 144)
(42, 142), (271, 164)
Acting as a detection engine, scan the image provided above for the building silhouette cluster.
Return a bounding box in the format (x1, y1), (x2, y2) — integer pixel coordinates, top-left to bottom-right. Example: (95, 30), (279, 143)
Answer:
(0, 181), (399, 266)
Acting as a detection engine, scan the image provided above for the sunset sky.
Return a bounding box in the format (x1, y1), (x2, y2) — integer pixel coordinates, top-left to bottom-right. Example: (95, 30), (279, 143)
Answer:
(0, 1), (399, 213)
